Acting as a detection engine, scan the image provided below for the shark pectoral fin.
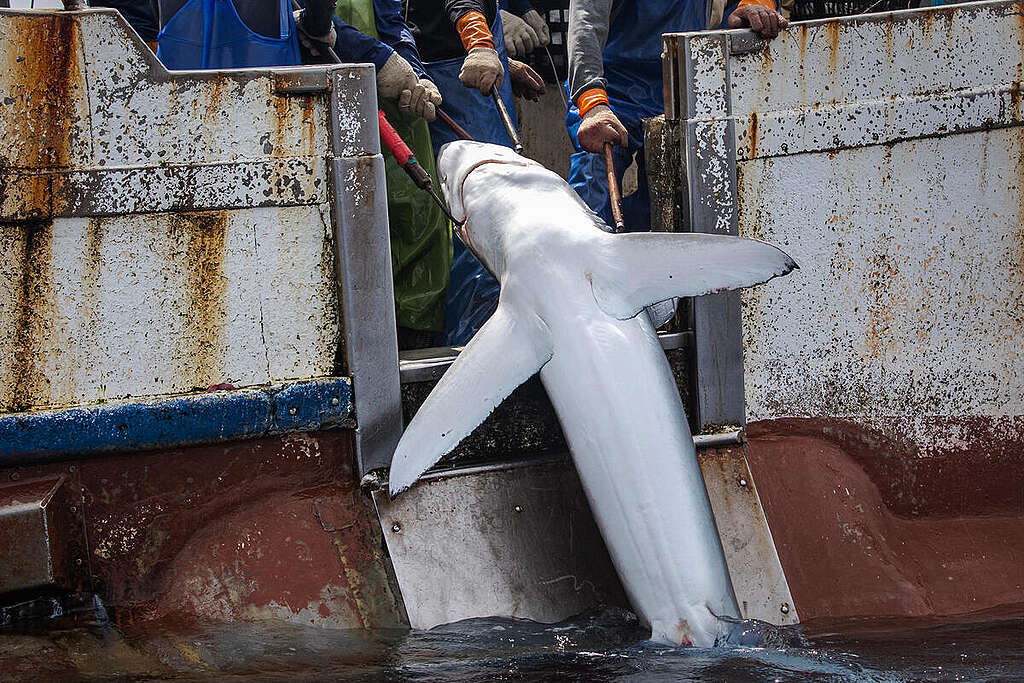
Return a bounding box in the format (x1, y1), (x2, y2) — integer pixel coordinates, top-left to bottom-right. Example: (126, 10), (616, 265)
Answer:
(387, 304), (553, 497)
(591, 233), (798, 320)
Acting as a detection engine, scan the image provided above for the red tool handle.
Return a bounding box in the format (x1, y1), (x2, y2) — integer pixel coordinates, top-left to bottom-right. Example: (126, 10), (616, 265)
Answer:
(378, 110), (414, 168)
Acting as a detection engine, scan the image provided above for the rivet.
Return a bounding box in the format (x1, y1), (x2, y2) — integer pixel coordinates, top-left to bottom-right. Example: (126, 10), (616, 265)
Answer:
(513, 505), (523, 513)
(738, 478), (748, 488)
(68, 465), (77, 473)
(75, 558), (83, 566)
(70, 506), (77, 514)
(288, 406), (298, 416)
(391, 523), (401, 533)
(9, 472), (19, 481)
(780, 603), (790, 614)
(331, 397), (340, 407)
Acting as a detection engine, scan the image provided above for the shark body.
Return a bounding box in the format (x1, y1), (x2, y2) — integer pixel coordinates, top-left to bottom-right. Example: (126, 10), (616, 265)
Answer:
(388, 142), (797, 647)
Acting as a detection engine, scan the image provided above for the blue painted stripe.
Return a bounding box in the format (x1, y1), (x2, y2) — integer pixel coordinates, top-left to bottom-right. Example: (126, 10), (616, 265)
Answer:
(0, 377), (353, 464)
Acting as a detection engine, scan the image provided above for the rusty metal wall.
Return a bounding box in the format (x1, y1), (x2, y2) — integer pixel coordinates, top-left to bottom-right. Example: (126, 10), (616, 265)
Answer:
(669, 0), (1024, 451)
(0, 9), (401, 471)
(0, 9), (336, 409)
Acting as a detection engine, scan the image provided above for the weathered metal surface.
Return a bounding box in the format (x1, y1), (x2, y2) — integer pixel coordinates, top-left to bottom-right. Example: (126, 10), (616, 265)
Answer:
(0, 9), (401, 472)
(714, 3), (1023, 450)
(331, 154), (401, 476)
(697, 447), (798, 625)
(0, 378), (352, 462)
(373, 460), (628, 629)
(0, 431), (407, 628)
(729, 3), (1024, 160)
(665, 1), (1024, 626)
(0, 475), (87, 594)
(746, 423), (1024, 630)
(667, 0), (1024, 435)
(0, 210), (339, 412)
(675, 33), (747, 433)
(372, 443), (790, 631)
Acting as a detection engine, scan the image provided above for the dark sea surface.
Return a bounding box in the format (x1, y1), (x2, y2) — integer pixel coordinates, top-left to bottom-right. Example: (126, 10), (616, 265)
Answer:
(2, 607), (1022, 681)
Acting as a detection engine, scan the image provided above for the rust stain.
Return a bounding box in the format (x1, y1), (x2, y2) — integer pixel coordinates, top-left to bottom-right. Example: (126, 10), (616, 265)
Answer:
(299, 95), (316, 157)
(6, 221), (56, 412)
(749, 111), (759, 158)
(798, 24), (808, 59)
(170, 211), (228, 389)
(81, 218), (104, 325)
(825, 22), (840, 72)
(271, 95), (290, 159)
(4, 14), (83, 170)
(203, 76), (228, 129)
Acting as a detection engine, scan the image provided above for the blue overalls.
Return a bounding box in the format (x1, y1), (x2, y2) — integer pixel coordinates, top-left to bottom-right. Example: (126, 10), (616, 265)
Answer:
(157, 0), (302, 69)
(566, 1), (729, 232)
(424, 10), (518, 346)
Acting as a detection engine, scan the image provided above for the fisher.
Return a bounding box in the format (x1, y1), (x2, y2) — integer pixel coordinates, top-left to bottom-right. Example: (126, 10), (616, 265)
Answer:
(403, 0), (545, 346)
(565, 0), (788, 234)
(499, 0), (551, 59)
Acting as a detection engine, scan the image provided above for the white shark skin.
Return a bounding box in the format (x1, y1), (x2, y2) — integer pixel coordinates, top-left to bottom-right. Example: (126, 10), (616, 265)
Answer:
(388, 142), (797, 648)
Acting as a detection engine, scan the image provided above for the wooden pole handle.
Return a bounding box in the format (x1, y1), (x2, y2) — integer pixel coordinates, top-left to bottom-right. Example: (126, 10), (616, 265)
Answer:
(604, 142), (626, 233)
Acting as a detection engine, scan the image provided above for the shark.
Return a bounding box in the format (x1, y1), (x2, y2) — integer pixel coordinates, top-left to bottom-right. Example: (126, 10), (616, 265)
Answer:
(388, 141), (797, 647)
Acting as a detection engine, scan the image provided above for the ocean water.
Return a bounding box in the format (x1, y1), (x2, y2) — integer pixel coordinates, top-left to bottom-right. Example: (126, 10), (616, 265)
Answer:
(2, 607), (1022, 681)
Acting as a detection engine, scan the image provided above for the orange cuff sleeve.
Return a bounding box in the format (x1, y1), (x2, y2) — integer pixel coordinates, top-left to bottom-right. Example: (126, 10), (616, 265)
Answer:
(737, 0), (778, 11)
(577, 88), (609, 117)
(456, 11), (495, 51)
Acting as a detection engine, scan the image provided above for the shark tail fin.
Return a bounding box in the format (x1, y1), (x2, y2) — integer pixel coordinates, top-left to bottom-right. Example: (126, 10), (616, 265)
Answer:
(591, 232), (797, 320)
(388, 303), (553, 497)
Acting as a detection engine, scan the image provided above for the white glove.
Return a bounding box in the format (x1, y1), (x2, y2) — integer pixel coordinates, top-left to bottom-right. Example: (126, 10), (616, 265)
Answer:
(522, 9), (551, 47)
(293, 9), (337, 57)
(376, 52), (418, 101)
(459, 47), (503, 94)
(499, 9), (539, 58)
(399, 78), (442, 121)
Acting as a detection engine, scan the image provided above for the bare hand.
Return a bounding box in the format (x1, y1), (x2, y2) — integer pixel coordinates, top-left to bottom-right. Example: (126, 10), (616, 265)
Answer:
(728, 4), (788, 39)
(508, 59), (545, 101)
(577, 104), (628, 154)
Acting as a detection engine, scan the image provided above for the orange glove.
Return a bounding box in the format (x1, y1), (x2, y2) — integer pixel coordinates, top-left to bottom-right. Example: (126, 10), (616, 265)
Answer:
(455, 10), (495, 51)
(575, 89), (628, 154)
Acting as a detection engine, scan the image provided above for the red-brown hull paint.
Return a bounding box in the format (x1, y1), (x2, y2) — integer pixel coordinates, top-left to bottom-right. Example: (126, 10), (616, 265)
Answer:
(0, 431), (406, 630)
(745, 417), (1024, 632)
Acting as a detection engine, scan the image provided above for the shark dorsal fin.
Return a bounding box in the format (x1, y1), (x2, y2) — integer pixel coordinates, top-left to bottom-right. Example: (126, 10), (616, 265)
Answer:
(388, 303), (553, 496)
(591, 233), (797, 320)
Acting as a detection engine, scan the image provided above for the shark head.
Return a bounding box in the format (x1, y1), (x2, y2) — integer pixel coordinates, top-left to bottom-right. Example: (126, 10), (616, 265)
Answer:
(436, 141), (543, 225)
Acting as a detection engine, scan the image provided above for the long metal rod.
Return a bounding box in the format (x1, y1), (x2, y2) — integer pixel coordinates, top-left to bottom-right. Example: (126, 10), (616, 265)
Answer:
(491, 85), (523, 154)
(604, 142), (626, 232)
(437, 108), (475, 141)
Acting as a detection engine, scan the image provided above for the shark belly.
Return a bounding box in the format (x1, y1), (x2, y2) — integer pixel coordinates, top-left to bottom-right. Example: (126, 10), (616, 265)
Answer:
(538, 312), (740, 647)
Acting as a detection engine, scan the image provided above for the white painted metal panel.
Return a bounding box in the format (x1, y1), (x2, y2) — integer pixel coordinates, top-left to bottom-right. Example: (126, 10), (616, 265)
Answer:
(672, 1), (1024, 443)
(0, 9), (397, 425)
(740, 130), (1024, 424)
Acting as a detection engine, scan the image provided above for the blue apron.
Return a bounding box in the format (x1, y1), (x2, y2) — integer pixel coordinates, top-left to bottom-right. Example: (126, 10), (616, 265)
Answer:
(565, 0), (716, 232)
(157, 0), (301, 69)
(423, 11), (517, 346)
